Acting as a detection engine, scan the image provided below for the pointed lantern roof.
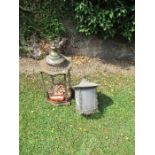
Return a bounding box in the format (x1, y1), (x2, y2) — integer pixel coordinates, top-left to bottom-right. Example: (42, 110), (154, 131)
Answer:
(73, 79), (99, 88)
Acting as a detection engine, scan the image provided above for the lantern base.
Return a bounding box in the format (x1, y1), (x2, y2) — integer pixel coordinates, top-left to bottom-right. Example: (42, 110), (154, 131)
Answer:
(76, 108), (99, 115)
(47, 98), (70, 106)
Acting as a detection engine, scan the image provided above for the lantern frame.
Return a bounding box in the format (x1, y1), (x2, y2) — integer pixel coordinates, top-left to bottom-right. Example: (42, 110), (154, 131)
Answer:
(39, 56), (72, 106)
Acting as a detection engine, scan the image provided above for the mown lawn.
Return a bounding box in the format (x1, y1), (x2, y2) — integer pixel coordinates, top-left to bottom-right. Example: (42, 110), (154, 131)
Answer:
(19, 72), (134, 155)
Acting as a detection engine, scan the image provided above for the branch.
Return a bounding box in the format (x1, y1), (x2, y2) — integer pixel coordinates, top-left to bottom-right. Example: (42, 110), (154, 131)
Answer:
(19, 5), (33, 13)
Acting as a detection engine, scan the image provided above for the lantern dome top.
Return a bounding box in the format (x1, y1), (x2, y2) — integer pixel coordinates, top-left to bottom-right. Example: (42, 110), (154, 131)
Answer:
(73, 79), (99, 88)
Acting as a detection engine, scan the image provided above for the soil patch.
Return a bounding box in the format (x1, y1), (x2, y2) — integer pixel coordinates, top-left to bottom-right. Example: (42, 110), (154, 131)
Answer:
(19, 56), (134, 77)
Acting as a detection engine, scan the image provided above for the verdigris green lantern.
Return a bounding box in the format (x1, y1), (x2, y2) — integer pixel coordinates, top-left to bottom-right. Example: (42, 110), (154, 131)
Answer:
(73, 79), (99, 115)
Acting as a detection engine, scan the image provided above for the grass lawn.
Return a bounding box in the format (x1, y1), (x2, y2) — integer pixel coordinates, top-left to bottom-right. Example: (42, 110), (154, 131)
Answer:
(19, 72), (134, 155)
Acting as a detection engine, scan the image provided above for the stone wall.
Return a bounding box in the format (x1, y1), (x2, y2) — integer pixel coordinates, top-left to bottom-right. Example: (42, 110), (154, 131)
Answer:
(65, 36), (134, 61)
(20, 18), (135, 62)
(63, 19), (135, 62)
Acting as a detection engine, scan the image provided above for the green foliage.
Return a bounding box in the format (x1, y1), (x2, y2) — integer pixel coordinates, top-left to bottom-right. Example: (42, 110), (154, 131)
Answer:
(20, 0), (135, 42)
(75, 0), (135, 41)
(19, 0), (66, 40)
(75, 1), (97, 36)
(35, 15), (65, 39)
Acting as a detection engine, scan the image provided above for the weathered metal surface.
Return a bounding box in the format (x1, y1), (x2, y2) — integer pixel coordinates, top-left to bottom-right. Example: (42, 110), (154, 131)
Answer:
(74, 79), (99, 115)
(46, 38), (67, 65)
(39, 55), (72, 106)
(74, 79), (99, 88)
(46, 52), (65, 66)
(39, 55), (72, 75)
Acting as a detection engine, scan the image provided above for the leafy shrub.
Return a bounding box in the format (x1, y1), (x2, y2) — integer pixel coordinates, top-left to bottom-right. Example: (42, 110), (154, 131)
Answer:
(75, 0), (135, 41)
(20, 0), (135, 43)
(19, 0), (66, 41)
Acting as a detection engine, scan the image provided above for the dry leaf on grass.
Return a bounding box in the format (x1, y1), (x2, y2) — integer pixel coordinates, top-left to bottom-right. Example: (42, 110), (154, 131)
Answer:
(72, 55), (91, 65)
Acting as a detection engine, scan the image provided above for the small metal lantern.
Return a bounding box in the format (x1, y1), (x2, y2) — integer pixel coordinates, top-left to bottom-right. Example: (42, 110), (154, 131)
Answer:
(73, 79), (99, 115)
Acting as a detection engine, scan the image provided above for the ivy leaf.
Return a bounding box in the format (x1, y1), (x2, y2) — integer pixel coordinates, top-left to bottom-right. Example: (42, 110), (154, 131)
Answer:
(109, 12), (113, 19)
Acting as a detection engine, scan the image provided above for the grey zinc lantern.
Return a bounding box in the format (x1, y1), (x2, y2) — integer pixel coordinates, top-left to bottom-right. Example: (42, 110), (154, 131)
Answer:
(73, 79), (99, 115)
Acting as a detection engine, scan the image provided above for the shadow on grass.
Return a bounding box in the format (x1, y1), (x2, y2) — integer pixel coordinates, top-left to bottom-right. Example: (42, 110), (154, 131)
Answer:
(83, 92), (113, 120)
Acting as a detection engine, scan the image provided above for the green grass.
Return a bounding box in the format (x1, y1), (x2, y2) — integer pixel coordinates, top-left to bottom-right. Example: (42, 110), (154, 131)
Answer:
(19, 72), (135, 155)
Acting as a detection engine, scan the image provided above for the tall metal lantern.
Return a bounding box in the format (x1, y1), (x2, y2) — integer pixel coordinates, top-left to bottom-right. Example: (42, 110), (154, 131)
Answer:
(39, 38), (72, 106)
(73, 79), (99, 115)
